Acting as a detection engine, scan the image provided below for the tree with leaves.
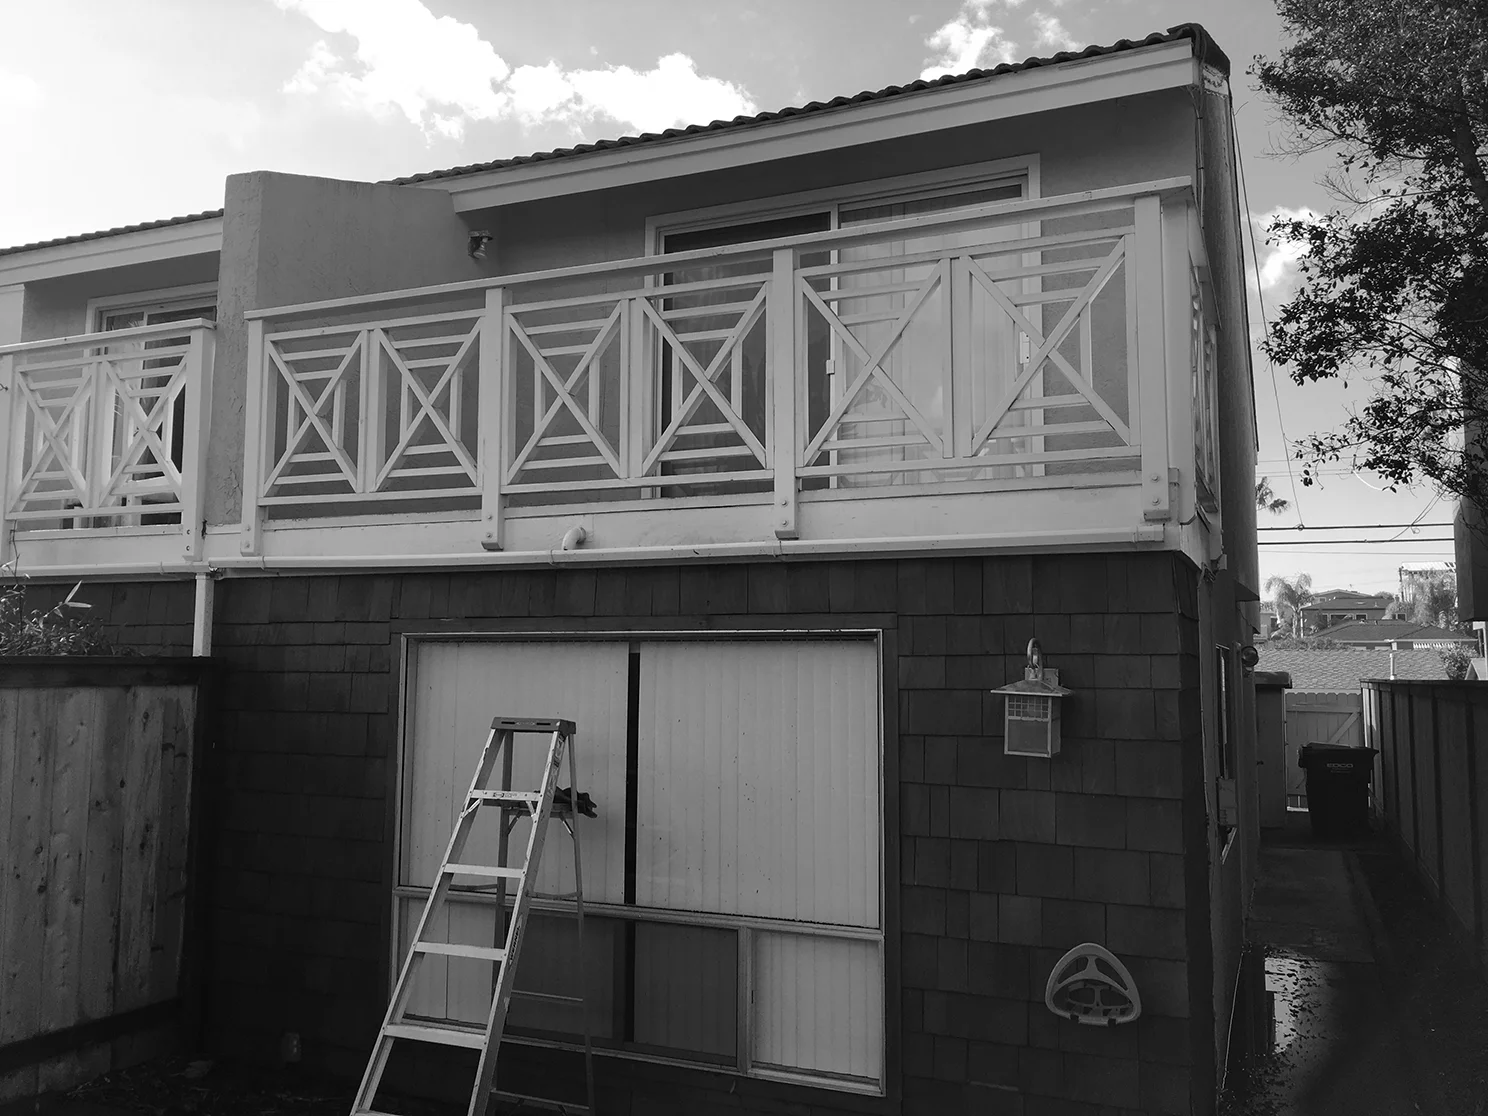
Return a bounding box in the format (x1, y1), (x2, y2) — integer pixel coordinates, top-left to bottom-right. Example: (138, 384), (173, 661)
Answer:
(1255, 476), (1291, 514)
(1255, 1), (1488, 512)
(1266, 572), (1315, 638)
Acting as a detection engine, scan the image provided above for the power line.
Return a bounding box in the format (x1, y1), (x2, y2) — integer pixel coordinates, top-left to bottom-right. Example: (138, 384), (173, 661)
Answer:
(1237, 131), (1303, 521)
(1259, 537), (1454, 546)
(1258, 522), (1455, 532)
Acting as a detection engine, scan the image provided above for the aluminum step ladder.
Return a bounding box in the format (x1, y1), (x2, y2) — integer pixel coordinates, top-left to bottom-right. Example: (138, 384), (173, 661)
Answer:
(352, 717), (595, 1116)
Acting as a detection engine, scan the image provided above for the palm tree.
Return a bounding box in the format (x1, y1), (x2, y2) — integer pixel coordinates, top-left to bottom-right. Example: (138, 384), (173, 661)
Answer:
(1255, 477), (1290, 515)
(1265, 573), (1314, 638)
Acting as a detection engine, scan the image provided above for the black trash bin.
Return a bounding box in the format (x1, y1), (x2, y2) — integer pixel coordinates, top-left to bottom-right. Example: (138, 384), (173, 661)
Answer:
(1298, 743), (1378, 838)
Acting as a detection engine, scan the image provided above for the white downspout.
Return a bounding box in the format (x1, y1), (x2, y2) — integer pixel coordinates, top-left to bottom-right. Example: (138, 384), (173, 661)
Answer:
(192, 572), (215, 657)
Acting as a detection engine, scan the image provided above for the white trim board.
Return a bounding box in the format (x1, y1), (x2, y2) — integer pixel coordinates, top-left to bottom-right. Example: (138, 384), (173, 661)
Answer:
(434, 43), (1196, 212)
(0, 216), (223, 285)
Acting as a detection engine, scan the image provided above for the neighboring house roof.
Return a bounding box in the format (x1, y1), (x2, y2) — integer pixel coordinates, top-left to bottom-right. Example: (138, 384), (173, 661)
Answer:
(1304, 592), (1388, 610)
(1256, 648), (1449, 693)
(0, 24), (1226, 258)
(1312, 620), (1473, 644)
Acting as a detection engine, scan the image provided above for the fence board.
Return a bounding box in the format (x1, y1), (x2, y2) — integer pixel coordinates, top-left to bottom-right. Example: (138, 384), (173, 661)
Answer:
(1413, 691), (1441, 891)
(0, 664), (206, 1101)
(1436, 697), (1475, 939)
(1367, 681), (1488, 972)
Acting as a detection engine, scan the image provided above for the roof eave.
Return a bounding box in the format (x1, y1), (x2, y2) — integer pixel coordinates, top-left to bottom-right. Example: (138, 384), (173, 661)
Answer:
(425, 37), (1203, 213)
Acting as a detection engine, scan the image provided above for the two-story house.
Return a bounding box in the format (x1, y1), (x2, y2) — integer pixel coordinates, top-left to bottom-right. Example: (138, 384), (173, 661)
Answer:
(0, 25), (1258, 1116)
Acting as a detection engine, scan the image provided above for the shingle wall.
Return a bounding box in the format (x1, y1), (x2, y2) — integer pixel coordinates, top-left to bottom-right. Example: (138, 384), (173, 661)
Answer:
(63, 553), (1211, 1115)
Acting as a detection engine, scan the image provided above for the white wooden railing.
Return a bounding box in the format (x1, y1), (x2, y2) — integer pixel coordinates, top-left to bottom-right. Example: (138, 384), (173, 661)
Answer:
(241, 180), (1197, 554)
(0, 320), (215, 560)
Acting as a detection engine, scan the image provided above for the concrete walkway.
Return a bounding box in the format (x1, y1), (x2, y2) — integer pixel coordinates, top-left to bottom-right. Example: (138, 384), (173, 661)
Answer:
(1226, 840), (1420, 1114)
(1223, 815), (1488, 1115)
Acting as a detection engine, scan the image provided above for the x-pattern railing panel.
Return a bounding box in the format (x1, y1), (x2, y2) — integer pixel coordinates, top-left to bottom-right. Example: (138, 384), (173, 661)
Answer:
(6, 344), (190, 522)
(260, 311), (482, 506)
(502, 278), (771, 496)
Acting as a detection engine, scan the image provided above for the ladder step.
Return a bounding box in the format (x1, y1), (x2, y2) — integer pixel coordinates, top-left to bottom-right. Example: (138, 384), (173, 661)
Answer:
(492, 1090), (590, 1114)
(383, 1020), (488, 1049)
(416, 941), (508, 962)
(511, 989), (584, 1006)
(445, 863), (525, 879)
(471, 790), (542, 807)
(491, 716), (576, 733)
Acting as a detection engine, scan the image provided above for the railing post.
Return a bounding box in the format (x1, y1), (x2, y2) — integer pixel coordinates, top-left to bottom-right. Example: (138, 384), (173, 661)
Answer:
(0, 352), (14, 568)
(479, 287), (508, 551)
(178, 327), (214, 561)
(769, 247), (798, 540)
(1132, 194), (1171, 522)
(239, 318), (268, 556)
(1162, 196), (1197, 527)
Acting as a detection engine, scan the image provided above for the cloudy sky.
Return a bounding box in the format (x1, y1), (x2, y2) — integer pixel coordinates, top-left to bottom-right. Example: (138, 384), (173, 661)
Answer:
(0, 0), (1449, 593)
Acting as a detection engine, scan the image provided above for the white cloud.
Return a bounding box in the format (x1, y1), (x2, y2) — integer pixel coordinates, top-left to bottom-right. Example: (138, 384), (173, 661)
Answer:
(1253, 206), (1321, 293)
(921, 1), (1021, 81)
(1030, 12), (1076, 51)
(274, 0), (754, 139)
(0, 68), (42, 107)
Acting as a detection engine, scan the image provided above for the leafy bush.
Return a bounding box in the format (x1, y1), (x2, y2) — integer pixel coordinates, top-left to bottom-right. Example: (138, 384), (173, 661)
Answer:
(1263, 636), (1346, 650)
(0, 579), (115, 656)
(1441, 646), (1474, 681)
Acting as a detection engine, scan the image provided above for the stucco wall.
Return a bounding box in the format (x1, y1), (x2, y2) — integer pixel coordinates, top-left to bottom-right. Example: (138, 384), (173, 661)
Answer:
(206, 172), (485, 525)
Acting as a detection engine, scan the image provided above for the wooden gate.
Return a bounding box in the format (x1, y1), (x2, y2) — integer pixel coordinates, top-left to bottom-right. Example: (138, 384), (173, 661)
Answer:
(0, 659), (211, 1102)
(1283, 692), (1364, 809)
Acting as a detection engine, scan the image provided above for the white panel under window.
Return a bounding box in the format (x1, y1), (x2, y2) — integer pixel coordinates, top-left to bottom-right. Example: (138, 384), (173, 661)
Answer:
(635, 640), (879, 927)
(753, 933), (883, 1080)
(403, 640), (629, 903)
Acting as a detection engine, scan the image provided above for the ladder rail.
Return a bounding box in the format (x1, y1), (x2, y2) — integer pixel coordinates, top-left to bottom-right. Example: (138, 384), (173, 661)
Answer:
(352, 725), (504, 1111)
(468, 728), (566, 1115)
(352, 720), (592, 1116)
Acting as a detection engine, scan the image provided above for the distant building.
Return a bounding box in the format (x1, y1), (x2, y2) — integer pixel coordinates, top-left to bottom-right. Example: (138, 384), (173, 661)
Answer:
(1310, 618), (1476, 651)
(1399, 562), (1455, 608)
(1299, 590), (1392, 631)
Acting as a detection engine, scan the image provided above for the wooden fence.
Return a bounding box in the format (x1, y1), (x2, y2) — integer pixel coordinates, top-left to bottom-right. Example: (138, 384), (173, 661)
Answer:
(0, 659), (212, 1101)
(1363, 680), (1488, 970)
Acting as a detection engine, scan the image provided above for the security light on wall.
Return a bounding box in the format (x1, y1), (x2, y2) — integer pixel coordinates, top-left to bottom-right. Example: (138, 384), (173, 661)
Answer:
(991, 639), (1073, 759)
(468, 230), (494, 259)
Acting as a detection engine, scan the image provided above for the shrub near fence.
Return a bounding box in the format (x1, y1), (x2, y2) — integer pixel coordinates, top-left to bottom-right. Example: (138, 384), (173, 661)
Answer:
(0, 658), (213, 1102)
(1363, 680), (1488, 970)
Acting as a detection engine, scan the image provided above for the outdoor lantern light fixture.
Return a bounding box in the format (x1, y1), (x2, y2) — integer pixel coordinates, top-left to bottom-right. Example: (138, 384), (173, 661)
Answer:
(991, 638), (1072, 759)
(468, 230), (494, 259)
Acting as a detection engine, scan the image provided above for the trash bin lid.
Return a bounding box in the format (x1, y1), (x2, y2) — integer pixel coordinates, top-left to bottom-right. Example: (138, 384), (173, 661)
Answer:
(1298, 743), (1378, 770)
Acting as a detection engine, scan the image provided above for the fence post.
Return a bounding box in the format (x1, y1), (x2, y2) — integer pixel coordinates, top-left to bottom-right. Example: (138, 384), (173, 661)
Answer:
(1433, 688), (1446, 898)
(1466, 695), (1485, 966)
(0, 352), (14, 568)
(769, 247), (798, 540)
(479, 288), (508, 551)
(239, 318), (268, 556)
(178, 326), (214, 562)
(1133, 194), (1171, 522)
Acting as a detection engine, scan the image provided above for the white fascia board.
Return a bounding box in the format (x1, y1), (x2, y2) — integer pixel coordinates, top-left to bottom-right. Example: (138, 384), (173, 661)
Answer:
(435, 42), (1198, 212)
(0, 216), (223, 285)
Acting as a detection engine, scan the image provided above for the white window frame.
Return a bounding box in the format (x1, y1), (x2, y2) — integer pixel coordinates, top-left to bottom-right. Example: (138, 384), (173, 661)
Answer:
(391, 629), (888, 1096)
(86, 281), (218, 333)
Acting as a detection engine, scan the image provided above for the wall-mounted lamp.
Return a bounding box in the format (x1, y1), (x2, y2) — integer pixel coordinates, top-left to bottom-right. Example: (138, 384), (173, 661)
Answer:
(990, 639), (1073, 758)
(468, 230), (494, 260)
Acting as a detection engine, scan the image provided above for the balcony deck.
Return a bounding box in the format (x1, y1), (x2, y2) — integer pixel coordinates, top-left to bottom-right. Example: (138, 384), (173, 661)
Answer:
(1, 178), (1219, 575)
